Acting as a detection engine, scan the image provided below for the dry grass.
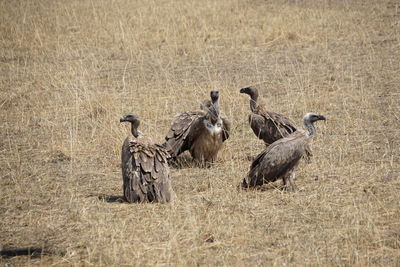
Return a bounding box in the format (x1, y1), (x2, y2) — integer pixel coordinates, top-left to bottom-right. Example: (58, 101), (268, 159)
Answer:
(1, 0), (399, 265)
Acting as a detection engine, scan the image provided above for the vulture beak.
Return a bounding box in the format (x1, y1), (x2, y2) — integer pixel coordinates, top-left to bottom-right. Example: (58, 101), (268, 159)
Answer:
(318, 115), (326, 121)
(120, 115), (133, 122)
(120, 114), (139, 123)
(239, 88), (246, 94)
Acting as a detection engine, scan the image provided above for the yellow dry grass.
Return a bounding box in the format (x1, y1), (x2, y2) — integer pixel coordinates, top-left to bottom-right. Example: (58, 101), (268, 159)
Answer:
(1, 0), (399, 265)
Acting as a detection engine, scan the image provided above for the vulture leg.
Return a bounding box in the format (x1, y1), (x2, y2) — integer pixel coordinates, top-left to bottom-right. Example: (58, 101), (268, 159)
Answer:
(283, 172), (297, 192)
(241, 177), (249, 189)
(288, 172), (297, 191)
(198, 159), (212, 169)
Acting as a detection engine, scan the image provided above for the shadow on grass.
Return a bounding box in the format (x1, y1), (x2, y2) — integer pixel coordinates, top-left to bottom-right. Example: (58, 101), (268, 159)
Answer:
(86, 194), (126, 203)
(168, 154), (197, 169)
(97, 194), (126, 203)
(238, 182), (287, 192)
(168, 154), (217, 169)
(0, 247), (65, 258)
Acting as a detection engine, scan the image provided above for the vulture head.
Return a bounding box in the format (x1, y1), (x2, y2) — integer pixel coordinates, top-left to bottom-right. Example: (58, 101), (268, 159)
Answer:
(303, 112), (326, 138)
(208, 90), (220, 117)
(210, 90), (219, 103)
(304, 113), (326, 123)
(120, 114), (140, 137)
(240, 86), (258, 99)
(240, 86), (259, 111)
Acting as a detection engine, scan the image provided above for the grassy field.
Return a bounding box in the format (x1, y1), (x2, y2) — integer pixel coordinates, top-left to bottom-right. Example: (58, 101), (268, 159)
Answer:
(1, 0), (399, 265)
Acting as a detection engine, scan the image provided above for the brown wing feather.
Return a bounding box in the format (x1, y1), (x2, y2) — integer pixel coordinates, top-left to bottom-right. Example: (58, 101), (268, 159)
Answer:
(251, 105), (298, 144)
(126, 172), (147, 202)
(164, 111), (205, 157)
(249, 113), (270, 143)
(221, 116), (231, 142)
(185, 116), (206, 146)
(154, 157), (163, 173)
(122, 138), (174, 203)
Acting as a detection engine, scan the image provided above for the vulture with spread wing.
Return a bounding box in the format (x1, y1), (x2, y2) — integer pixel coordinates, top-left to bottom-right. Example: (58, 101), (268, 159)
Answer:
(242, 113), (325, 191)
(120, 114), (174, 203)
(164, 91), (230, 163)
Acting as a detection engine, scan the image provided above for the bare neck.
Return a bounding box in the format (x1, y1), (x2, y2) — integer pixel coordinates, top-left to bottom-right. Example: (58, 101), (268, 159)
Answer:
(131, 124), (139, 138)
(249, 93), (258, 112)
(304, 119), (316, 138)
(211, 99), (220, 117)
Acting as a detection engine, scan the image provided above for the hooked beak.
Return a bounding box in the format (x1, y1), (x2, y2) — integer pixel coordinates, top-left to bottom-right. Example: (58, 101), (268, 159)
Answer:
(318, 115), (326, 121)
(120, 115), (133, 122)
(239, 88), (246, 94)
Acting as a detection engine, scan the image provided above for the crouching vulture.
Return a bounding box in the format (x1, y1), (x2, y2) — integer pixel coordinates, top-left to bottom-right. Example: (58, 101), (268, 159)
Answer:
(242, 113), (325, 191)
(164, 91), (230, 163)
(120, 114), (174, 203)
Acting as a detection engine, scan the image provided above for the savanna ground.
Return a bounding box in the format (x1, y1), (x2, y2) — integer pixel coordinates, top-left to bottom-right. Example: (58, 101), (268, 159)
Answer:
(1, 0), (399, 265)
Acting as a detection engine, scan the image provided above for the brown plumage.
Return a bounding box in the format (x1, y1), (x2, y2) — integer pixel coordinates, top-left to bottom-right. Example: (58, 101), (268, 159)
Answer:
(242, 113), (325, 191)
(240, 86), (298, 145)
(163, 91), (230, 163)
(163, 111), (206, 159)
(120, 114), (174, 203)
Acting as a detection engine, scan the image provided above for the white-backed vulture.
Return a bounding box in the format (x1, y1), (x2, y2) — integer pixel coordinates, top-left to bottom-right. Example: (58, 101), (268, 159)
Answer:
(120, 114), (174, 203)
(164, 91), (231, 163)
(240, 86), (298, 145)
(242, 113), (325, 191)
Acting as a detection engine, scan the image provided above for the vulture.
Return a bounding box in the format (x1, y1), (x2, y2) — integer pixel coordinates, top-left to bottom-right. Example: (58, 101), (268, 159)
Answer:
(242, 113), (325, 191)
(120, 114), (174, 203)
(240, 86), (298, 145)
(164, 91), (231, 163)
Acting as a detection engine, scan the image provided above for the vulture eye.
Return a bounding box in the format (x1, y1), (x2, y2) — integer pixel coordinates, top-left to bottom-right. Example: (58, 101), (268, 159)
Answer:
(216, 122), (222, 127)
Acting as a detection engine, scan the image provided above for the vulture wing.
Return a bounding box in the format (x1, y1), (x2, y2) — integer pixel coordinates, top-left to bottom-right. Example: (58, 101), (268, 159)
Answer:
(251, 106), (298, 144)
(221, 116), (231, 142)
(184, 116), (206, 146)
(249, 113), (271, 143)
(164, 111), (206, 157)
(246, 131), (307, 187)
(123, 138), (174, 203)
